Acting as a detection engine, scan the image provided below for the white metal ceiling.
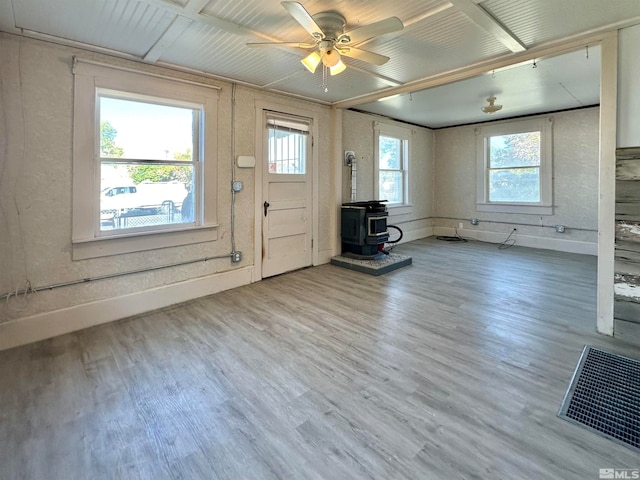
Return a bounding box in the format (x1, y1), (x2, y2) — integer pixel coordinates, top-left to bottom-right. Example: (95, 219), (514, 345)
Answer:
(2, 0), (640, 126)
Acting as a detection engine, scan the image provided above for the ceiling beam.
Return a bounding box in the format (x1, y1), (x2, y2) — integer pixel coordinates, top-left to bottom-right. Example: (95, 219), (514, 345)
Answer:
(449, 0), (526, 53)
(137, 0), (405, 89)
(333, 20), (639, 109)
(143, 16), (193, 62)
(142, 0), (211, 62)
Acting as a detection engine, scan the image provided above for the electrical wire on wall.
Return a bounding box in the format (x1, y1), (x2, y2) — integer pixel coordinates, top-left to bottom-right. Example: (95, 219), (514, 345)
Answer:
(436, 226), (517, 250)
(498, 228), (517, 250)
(230, 82), (237, 255)
(436, 227), (467, 243)
(1, 82), (244, 303)
(2, 36), (33, 295)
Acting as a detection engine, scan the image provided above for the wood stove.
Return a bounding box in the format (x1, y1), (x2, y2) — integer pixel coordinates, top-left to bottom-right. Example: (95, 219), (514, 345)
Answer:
(341, 200), (389, 258)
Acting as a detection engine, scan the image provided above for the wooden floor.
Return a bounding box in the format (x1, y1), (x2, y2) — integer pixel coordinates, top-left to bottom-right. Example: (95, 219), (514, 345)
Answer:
(1, 238), (639, 480)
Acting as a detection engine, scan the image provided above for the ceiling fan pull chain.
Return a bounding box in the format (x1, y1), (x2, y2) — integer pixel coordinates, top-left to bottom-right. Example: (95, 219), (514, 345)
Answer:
(322, 64), (328, 93)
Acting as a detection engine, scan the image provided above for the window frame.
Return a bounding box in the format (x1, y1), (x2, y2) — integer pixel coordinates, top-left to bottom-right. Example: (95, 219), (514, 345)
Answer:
(72, 59), (220, 260)
(97, 89), (202, 236)
(476, 117), (553, 215)
(374, 123), (411, 213)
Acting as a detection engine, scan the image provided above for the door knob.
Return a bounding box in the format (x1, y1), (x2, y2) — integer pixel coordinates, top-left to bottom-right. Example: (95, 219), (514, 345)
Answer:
(263, 201), (270, 217)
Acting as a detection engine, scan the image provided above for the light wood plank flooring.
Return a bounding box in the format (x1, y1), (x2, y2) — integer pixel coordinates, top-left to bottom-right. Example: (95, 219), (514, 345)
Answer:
(1, 238), (639, 480)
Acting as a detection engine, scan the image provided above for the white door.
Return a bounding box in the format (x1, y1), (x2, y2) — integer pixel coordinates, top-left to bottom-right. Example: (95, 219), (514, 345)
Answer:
(262, 111), (312, 278)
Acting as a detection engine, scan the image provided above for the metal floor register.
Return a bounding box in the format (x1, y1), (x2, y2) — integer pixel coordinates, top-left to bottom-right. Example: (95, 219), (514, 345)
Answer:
(558, 345), (640, 452)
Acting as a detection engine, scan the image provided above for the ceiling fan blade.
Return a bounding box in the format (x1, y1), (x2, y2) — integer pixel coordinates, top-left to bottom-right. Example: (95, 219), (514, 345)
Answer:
(343, 17), (404, 45)
(281, 1), (324, 39)
(337, 46), (390, 66)
(247, 42), (315, 48)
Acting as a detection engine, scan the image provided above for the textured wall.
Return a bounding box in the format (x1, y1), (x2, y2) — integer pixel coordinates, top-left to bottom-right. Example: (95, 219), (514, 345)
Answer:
(341, 110), (435, 237)
(434, 107), (600, 243)
(0, 33), (333, 323)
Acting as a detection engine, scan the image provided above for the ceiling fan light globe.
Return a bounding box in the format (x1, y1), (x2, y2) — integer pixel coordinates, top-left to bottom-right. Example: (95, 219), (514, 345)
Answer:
(301, 51), (321, 73)
(330, 59), (347, 76)
(322, 49), (340, 67)
(481, 96), (502, 114)
(481, 105), (502, 114)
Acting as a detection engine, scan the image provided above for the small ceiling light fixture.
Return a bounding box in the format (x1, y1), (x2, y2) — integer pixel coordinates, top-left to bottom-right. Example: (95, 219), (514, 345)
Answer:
(302, 41), (347, 75)
(247, 3), (404, 93)
(482, 96), (503, 114)
(301, 51), (321, 73)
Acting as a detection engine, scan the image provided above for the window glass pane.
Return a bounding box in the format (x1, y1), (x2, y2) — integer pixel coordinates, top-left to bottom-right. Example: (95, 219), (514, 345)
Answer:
(100, 162), (194, 231)
(99, 96), (196, 161)
(268, 128), (306, 174)
(379, 170), (403, 204)
(489, 132), (540, 169)
(489, 167), (540, 202)
(379, 136), (401, 170)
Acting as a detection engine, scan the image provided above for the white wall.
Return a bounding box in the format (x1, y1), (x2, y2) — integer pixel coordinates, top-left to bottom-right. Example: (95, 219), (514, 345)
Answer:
(0, 33), (334, 348)
(618, 24), (640, 148)
(433, 108), (600, 254)
(341, 110), (435, 241)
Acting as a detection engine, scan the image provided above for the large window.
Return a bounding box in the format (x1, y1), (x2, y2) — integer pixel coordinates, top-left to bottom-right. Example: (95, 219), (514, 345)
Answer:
(476, 117), (553, 214)
(374, 123), (410, 207)
(72, 59), (220, 259)
(98, 93), (200, 232)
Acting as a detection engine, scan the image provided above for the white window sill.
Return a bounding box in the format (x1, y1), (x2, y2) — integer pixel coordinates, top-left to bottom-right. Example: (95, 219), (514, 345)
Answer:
(387, 204), (413, 216)
(72, 225), (218, 260)
(476, 203), (553, 215)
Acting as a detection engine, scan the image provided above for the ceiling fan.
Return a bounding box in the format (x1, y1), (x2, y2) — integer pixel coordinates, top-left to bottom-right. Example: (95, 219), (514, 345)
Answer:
(247, 1), (403, 77)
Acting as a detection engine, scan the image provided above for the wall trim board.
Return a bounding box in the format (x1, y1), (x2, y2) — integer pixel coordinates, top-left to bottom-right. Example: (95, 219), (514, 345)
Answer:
(433, 227), (597, 255)
(0, 266), (254, 351)
(316, 250), (334, 265)
(398, 226), (433, 244)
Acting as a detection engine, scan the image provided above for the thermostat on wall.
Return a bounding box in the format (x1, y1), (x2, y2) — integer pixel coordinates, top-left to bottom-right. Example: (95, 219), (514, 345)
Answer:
(237, 155), (256, 168)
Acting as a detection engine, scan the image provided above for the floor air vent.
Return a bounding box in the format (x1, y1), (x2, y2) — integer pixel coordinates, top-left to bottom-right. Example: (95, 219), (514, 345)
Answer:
(558, 345), (640, 452)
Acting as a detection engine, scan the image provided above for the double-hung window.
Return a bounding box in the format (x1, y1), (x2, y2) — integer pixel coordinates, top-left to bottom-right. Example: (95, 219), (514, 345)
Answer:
(476, 117), (553, 214)
(72, 59), (220, 259)
(98, 92), (200, 232)
(374, 123), (410, 208)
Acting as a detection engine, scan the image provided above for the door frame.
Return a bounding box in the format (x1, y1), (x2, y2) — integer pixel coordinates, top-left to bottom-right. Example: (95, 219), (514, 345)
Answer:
(253, 100), (320, 282)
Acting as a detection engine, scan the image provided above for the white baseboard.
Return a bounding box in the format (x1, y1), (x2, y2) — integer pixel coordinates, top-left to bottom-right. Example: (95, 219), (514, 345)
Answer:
(433, 227), (597, 255)
(0, 266), (254, 351)
(316, 249), (334, 265)
(398, 226), (433, 244)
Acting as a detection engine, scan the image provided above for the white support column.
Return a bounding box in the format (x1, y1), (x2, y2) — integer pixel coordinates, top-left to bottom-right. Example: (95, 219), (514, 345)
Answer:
(597, 33), (618, 336)
(331, 107), (343, 257)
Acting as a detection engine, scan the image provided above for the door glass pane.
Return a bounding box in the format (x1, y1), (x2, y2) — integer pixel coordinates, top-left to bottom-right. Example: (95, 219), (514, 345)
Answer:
(489, 167), (540, 202)
(268, 128), (306, 174)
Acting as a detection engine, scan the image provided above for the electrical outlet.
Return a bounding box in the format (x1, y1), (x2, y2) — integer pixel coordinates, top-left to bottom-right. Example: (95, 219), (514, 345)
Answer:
(470, 218), (479, 225)
(231, 251), (242, 263)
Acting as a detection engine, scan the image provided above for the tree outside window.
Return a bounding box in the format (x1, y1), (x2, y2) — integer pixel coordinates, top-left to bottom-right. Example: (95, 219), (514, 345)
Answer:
(488, 131), (541, 203)
(476, 117), (553, 215)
